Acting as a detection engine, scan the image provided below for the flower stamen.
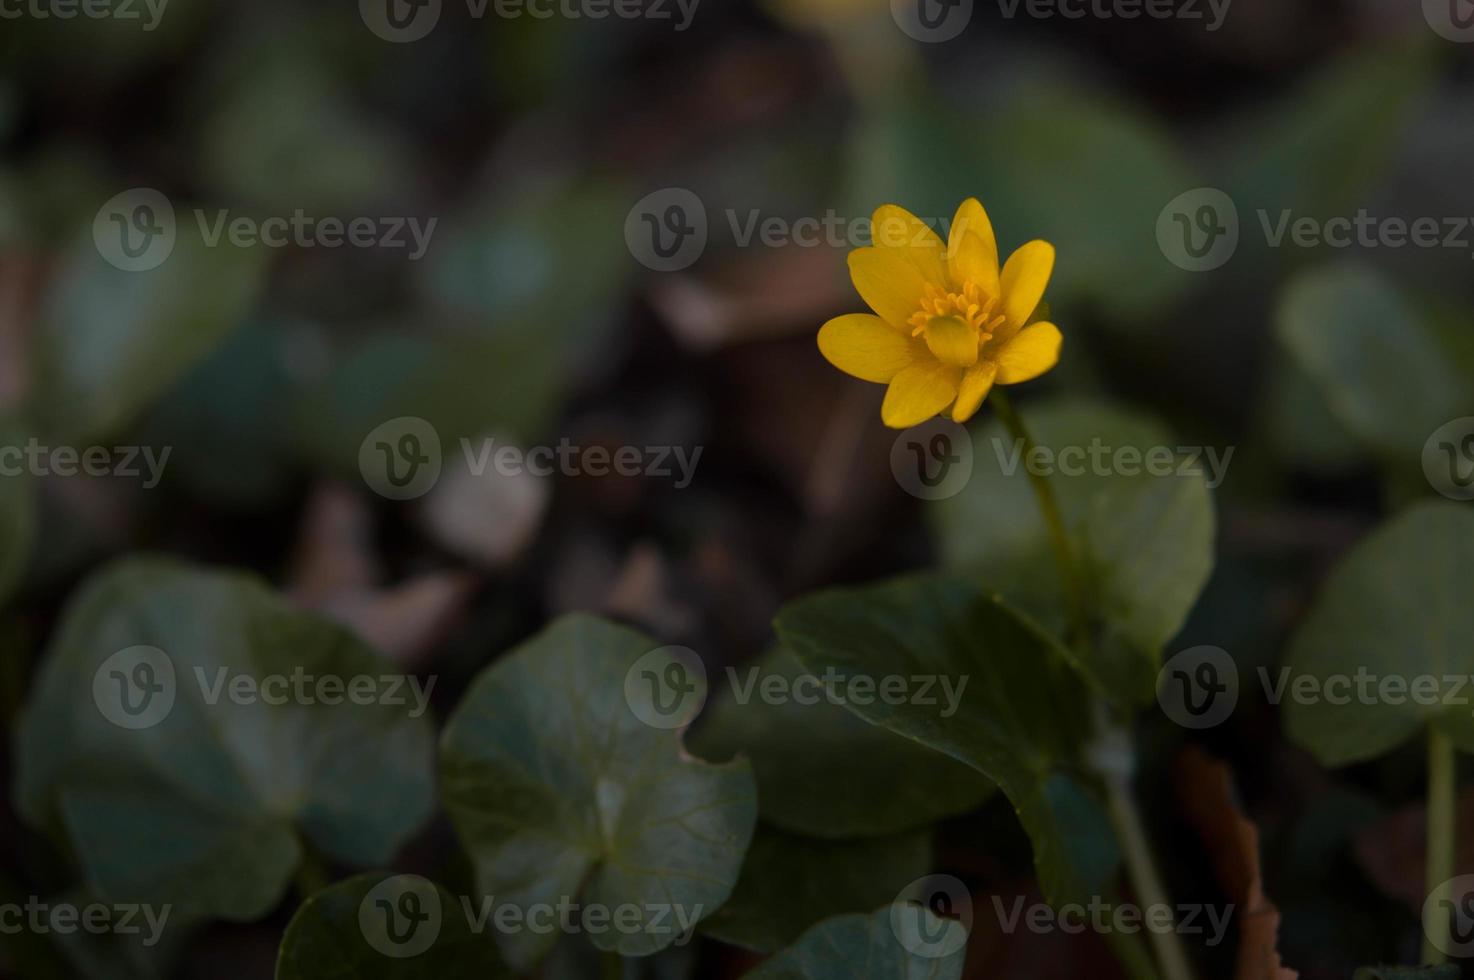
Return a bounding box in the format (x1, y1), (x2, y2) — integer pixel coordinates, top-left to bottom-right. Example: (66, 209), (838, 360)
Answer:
(908, 281), (1006, 348)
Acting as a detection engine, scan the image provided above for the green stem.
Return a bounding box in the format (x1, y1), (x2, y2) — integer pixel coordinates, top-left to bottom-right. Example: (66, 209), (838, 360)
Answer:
(1095, 715), (1193, 980)
(1423, 728), (1456, 965)
(988, 390), (1088, 648)
(988, 389), (1192, 980)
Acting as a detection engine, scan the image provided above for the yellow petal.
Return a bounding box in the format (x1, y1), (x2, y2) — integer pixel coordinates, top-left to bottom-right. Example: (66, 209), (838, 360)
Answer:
(951, 361), (997, 423)
(817, 313), (920, 383)
(948, 198), (1000, 294)
(922, 315), (978, 368)
(881, 360), (961, 429)
(1000, 240), (1055, 332)
(995, 321), (1062, 384)
(870, 204), (948, 290)
(848, 247), (930, 329)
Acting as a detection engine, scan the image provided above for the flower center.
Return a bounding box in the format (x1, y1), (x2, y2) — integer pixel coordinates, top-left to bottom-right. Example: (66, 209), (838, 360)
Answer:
(908, 281), (1007, 347)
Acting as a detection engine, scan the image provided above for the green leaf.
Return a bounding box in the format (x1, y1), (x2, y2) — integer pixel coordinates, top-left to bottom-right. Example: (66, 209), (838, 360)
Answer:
(932, 398), (1216, 705)
(688, 649), (993, 838)
(419, 175), (631, 342)
(292, 329), (563, 476)
(968, 85), (1197, 326)
(701, 825), (931, 953)
(774, 573), (1118, 906)
(1284, 502), (1474, 766)
(14, 557), (435, 920)
(848, 82), (1195, 326)
(742, 907), (965, 980)
(33, 222), (267, 443)
(195, 48), (418, 214)
(1276, 263), (1473, 466)
(276, 873), (511, 979)
(1224, 33), (1438, 240)
(440, 614), (757, 968)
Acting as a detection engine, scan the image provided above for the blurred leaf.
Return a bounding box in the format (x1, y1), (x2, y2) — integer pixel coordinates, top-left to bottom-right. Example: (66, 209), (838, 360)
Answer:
(420, 175), (631, 346)
(14, 557), (435, 920)
(742, 906), (965, 980)
(138, 318), (304, 507)
(196, 50), (418, 213)
(701, 825), (930, 953)
(932, 398), (1215, 706)
(1284, 502), (1474, 766)
(276, 873), (510, 979)
(292, 328), (563, 475)
(33, 221), (267, 443)
(689, 649), (993, 838)
(440, 614), (757, 968)
(1224, 33), (1439, 241)
(1258, 356), (1366, 474)
(774, 574), (1118, 906)
(1275, 263), (1473, 470)
(966, 85), (1197, 326)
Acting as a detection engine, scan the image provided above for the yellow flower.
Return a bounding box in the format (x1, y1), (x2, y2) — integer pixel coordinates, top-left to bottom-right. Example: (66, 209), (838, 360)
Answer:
(817, 199), (1062, 428)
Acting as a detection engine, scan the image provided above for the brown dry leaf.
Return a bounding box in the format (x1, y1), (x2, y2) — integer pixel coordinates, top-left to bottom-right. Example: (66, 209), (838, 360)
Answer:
(288, 482), (479, 666)
(1175, 746), (1299, 980)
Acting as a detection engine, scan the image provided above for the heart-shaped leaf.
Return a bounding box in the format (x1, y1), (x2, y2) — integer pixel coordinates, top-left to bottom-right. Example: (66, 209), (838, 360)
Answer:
(14, 557), (436, 920)
(931, 398), (1216, 706)
(774, 573), (1118, 906)
(33, 221), (267, 443)
(689, 649), (993, 838)
(1276, 264), (1474, 468)
(1284, 502), (1474, 766)
(701, 825), (931, 953)
(743, 907), (965, 980)
(440, 614), (757, 968)
(276, 873), (511, 979)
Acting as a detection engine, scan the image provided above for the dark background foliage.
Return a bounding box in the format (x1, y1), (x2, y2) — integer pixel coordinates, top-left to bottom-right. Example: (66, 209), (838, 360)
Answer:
(1, 0), (1472, 976)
